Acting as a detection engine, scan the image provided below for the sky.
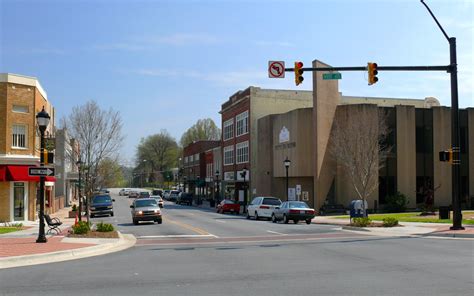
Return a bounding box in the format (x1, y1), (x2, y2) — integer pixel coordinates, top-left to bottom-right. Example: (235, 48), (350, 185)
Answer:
(1, 0), (473, 166)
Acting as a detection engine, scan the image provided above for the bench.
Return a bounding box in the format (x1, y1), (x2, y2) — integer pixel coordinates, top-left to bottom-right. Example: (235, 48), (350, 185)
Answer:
(43, 214), (63, 235)
(319, 204), (347, 216)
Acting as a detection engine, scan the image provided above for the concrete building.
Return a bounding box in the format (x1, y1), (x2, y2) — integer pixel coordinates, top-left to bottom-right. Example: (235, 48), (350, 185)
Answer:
(0, 73), (56, 222)
(255, 60), (473, 211)
(219, 87), (313, 205)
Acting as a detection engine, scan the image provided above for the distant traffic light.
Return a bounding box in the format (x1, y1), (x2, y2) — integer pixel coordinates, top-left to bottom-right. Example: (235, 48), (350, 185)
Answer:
(294, 62), (304, 86)
(367, 62), (378, 85)
(40, 150), (54, 165)
(439, 149), (453, 163)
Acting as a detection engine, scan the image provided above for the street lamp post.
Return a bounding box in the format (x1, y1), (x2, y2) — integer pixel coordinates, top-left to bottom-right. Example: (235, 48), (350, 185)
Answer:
(215, 170), (220, 204)
(76, 159), (83, 222)
(183, 176), (187, 193)
(241, 167), (248, 214)
(284, 157), (291, 201)
(36, 106), (50, 243)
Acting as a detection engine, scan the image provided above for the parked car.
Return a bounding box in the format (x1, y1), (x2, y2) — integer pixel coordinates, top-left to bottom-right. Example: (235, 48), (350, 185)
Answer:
(216, 199), (240, 214)
(151, 195), (164, 208)
(129, 191), (139, 198)
(163, 190), (171, 200)
(247, 197), (282, 220)
(119, 188), (131, 196)
(176, 192), (193, 205)
(138, 191), (151, 199)
(130, 198), (162, 225)
(90, 194), (115, 218)
(272, 201), (315, 224)
(152, 189), (163, 197)
(168, 190), (180, 202)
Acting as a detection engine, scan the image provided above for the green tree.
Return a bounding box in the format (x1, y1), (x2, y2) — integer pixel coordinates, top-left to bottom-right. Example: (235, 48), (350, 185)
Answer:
(97, 158), (125, 188)
(180, 118), (220, 147)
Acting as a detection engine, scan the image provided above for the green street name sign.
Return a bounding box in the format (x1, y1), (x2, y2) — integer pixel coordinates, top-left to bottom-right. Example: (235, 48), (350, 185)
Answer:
(322, 73), (342, 80)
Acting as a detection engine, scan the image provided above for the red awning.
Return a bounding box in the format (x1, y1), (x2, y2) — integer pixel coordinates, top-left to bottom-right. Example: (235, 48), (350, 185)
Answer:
(0, 166), (6, 182)
(2, 166), (56, 182)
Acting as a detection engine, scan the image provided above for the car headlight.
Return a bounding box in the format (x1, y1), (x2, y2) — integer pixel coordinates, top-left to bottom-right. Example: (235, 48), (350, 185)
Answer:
(90, 207), (96, 210)
(137, 211), (143, 215)
(154, 209), (160, 214)
(107, 206), (113, 209)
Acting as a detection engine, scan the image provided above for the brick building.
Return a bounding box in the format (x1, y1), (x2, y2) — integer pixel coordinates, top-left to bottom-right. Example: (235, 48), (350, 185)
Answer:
(0, 73), (56, 222)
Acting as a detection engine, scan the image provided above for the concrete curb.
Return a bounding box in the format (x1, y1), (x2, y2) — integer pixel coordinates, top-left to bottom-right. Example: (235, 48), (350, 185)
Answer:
(0, 231), (136, 270)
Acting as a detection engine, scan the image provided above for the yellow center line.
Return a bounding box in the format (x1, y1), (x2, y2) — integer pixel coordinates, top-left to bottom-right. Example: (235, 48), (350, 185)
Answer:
(163, 216), (211, 236)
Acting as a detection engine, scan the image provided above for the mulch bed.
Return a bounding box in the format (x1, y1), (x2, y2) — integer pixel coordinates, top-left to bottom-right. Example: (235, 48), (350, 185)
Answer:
(67, 230), (119, 239)
(349, 222), (403, 228)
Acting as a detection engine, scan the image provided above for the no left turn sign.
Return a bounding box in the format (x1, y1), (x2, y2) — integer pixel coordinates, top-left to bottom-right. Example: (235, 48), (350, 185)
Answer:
(268, 61), (285, 78)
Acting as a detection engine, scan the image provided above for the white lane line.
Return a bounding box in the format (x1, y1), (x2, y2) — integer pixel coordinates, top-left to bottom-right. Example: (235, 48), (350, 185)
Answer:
(267, 230), (287, 235)
(216, 220), (226, 223)
(138, 234), (218, 239)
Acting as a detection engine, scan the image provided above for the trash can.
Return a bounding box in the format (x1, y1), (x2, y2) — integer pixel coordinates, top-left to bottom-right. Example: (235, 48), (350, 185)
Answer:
(350, 200), (368, 219)
(209, 199), (215, 208)
(439, 206), (450, 219)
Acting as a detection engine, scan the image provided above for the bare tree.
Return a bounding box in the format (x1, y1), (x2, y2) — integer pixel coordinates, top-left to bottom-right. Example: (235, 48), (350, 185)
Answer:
(180, 118), (220, 147)
(63, 100), (123, 222)
(329, 105), (391, 215)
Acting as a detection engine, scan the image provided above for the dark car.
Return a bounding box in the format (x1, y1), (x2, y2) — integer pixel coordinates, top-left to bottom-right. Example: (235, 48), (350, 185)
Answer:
(152, 189), (163, 197)
(138, 191), (151, 199)
(216, 200), (240, 214)
(168, 190), (180, 202)
(90, 194), (115, 218)
(271, 201), (315, 224)
(176, 192), (193, 205)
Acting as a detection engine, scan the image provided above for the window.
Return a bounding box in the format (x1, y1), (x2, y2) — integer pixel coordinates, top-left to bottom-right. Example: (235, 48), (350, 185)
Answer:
(190, 155), (194, 163)
(236, 141), (249, 164)
(195, 153), (200, 162)
(223, 119), (234, 140)
(236, 111), (249, 136)
(224, 146), (234, 165)
(184, 156), (188, 164)
(12, 125), (27, 148)
(13, 105), (29, 113)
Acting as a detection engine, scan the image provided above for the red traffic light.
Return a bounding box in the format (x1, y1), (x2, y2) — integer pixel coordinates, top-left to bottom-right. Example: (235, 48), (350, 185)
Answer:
(296, 62), (303, 69)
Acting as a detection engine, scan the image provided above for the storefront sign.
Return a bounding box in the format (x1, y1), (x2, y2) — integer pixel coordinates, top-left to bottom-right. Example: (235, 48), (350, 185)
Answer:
(224, 171), (235, 181)
(236, 170), (250, 181)
(288, 188), (296, 201)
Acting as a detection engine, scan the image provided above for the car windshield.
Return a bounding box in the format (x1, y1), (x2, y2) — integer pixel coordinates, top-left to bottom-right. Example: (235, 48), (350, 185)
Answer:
(289, 202), (309, 209)
(223, 200), (235, 204)
(92, 195), (111, 203)
(262, 198), (281, 205)
(135, 199), (158, 208)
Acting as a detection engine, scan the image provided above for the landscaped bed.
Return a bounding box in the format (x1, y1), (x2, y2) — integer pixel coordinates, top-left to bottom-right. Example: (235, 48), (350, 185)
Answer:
(332, 211), (474, 225)
(67, 230), (119, 239)
(0, 227), (23, 234)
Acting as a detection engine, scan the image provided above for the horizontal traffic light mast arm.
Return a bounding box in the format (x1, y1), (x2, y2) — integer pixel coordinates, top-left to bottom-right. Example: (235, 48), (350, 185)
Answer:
(285, 65), (450, 72)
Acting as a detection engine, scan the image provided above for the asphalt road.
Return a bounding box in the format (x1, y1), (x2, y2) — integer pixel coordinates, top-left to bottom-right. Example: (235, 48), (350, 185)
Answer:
(0, 189), (472, 296)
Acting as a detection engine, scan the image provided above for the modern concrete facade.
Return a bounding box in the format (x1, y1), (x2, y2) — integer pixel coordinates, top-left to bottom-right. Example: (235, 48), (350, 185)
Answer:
(0, 73), (56, 222)
(254, 60), (472, 211)
(54, 129), (79, 208)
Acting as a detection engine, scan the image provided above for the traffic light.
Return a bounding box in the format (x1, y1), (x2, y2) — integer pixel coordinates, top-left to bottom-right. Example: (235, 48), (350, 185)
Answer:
(294, 61), (304, 86)
(439, 149), (453, 163)
(40, 150), (54, 165)
(367, 62), (378, 85)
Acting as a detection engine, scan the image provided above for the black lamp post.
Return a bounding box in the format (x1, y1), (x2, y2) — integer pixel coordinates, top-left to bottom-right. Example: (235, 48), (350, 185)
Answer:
(183, 176), (187, 193)
(36, 106), (50, 243)
(76, 158), (83, 222)
(241, 167), (248, 213)
(284, 157), (291, 201)
(215, 170), (220, 203)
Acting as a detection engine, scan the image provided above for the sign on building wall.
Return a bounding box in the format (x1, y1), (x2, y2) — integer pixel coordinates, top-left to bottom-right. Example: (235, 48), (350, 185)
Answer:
(302, 191), (309, 201)
(279, 126), (290, 143)
(288, 188), (296, 201)
(224, 171), (235, 181)
(236, 170), (250, 181)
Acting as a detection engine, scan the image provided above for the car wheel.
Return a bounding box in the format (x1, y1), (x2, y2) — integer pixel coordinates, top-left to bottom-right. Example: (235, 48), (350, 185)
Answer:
(306, 219), (312, 225)
(246, 212), (251, 219)
(110, 212), (114, 217)
(157, 218), (162, 224)
(271, 214), (277, 223)
(255, 212), (259, 220)
(283, 215), (289, 224)
(294, 219), (299, 224)
(133, 219), (138, 225)
(90, 214), (94, 218)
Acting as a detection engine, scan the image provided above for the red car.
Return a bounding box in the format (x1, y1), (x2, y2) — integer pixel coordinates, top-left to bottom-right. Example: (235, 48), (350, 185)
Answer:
(217, 200), (240, 214)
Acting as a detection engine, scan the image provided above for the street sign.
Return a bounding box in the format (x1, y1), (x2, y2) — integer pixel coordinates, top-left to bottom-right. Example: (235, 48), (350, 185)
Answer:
(296, 184), (302, 195)
(302, 191), (309, 201)
(28, 167), (55, 177)
(268, 61), (285, 78)
(322, 73), (342, 80)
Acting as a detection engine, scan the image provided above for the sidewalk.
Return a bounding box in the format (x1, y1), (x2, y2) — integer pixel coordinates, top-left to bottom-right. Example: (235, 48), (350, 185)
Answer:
(0, 206), (135, 269)
(313, 216), (474, 238)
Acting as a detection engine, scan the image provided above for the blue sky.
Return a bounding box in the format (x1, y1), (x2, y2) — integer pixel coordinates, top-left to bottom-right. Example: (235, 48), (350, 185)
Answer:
(1, 0), (473, 165)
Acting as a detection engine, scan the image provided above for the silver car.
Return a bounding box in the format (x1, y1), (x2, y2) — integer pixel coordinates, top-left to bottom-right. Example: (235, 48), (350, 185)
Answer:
(271, 201), (315, 224)
(130, 198), (162, 225)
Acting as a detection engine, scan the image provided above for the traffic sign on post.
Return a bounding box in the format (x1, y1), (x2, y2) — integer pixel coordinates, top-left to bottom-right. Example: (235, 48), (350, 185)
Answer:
(268, 61), (285, 78)
(29, 167), (55, 177)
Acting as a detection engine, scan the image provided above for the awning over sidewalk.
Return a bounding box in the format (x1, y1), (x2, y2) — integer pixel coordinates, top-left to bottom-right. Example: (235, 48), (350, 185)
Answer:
(0, 165), (55, 182)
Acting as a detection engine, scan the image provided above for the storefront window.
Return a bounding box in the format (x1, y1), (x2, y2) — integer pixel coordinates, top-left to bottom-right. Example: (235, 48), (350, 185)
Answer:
(13, 182), (25, 221)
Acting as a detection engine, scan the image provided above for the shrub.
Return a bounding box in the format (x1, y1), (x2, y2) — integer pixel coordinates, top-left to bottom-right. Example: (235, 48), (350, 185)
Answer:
(385, 192), (409, 213)
(382, 217), (399, 227)
(72, 221), (90, 234)
(352, 217), (371, 227)
(71, 204), (77, 211)
(96, 222), (114, 232)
